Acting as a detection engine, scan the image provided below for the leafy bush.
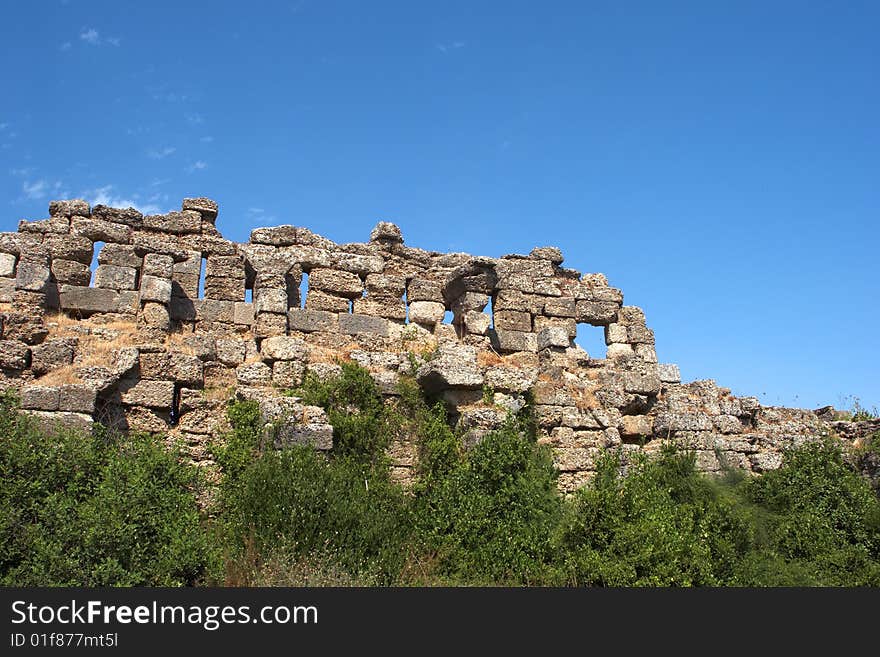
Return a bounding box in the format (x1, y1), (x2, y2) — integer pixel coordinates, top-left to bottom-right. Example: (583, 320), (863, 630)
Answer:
(0, 393), (213, 586)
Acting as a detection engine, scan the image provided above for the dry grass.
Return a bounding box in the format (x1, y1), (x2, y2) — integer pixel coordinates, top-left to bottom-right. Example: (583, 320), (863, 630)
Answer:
(203, 385), (235, 402)
(476, 350), (504, 367)
(307, 343), (357, 365)
(34, 365), (83, 386)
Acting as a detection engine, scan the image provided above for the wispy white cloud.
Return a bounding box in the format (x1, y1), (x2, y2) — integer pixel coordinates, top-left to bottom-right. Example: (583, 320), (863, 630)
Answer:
(247, 207), (277, 223)
(150, 178), (171, 187)
(79, 27), (120, 47)
(437, 41), (465, 53)
(22, 179), (68, 201)
(186, 161), (207, 173)
(59, 41), (72, 51)
(83, 185), (163, 214)
(147, 146), (176, 160)
(10, 166), (35, 177)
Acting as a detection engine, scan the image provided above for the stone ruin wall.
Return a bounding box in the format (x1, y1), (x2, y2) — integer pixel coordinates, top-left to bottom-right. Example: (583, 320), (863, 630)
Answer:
(0, 197), (835, 490)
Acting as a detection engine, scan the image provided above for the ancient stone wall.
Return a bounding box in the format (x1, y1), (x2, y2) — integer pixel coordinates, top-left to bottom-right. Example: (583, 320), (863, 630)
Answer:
(0, 198), (834, 489)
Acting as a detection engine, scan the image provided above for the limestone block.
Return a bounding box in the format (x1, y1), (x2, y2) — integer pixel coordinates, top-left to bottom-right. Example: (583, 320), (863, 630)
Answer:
(353, 296), (407, 321)
(182, 197), (218, 221)
(45, 234), (93, 265)
(143, 210), (202, 234)
(215, 339), (246, 366)
(59, 286), (138, 314)
(309, 268), (363, 298)
(338, 313), (388, 336)
(21, 386), (60, 411)
(575, 300), (619, 326)
(49, 199), (90, 217)
(619, 415), (653, 438)
(195, 299), (234, 323)
(749, 451), (783, 472)
(254, 288), (288, 314)
(542, 296), (576, 318)
(288, 308), (337, 333)
(653, 412), (714, 433)
(50, 259), (91, 286)
(58, 384), (97, 413)
(606, 343), (634, 359)
(172, 274), (199, 299)
(142, 253), (174, 278)
(250, 225), (299, 246)
(621, 360), (661, 395)
(273, 360), (305, 388)
(15, 261), (50, 292)
(494, 309), (531, 332)
(236, 362), (272, 386)
(94, 265), (137, 291)
(0, 277), (13, 302)
(407, 278), (443, 303)
(493, 289), (545, 315)
(204, 276), (244, 302)
(98, 243), (142, 269)
(173, 251), (202, 275)
(253, 313), (288, 337)
(0, 253), (16, 278)
(416, 346), (483, 392)
(365, 273), (405, 297)
(139, 275), (172, 304)
(490, 329), (538, 354)
(484, 366), (535, 393)
(463, 310), (491, 336)
(19, 217), (70, 234)
(30, 338), (76, 374)
(537, 326), (570, 350)
(23, 410), (93, 434)
(234, 301), (255, 326)
(119, 379), (175, 409)
(604, 323), (628, 345)
(634, 344), (657, 362)
(91, 205), (143, 227)
(369, 221), (403, 244)
(205, 255), (243, 279)
(125, 407), (171, 433)
(714, 414), (743, 434)
(305, 290), (350, 313)
(533, 315), (577, 338)
(628, 325), (655, 345)
(70, 216), (132, 244)
(658, 363), (681, 384)
(169, 296), (197, 321)
(261, 336), (308, 362)
(408, 301), (445, 325)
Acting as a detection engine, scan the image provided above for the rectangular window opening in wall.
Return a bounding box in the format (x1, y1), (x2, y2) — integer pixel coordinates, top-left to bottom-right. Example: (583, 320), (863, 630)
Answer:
(245, 288), (253, 303)
(198, 257), (207, 300)
(442, 310), (454, 325)
(89, 241), (105, 287)
(401, 289), (409, 324)
(348, 299), (354, 314)
(299, 272), (309, 309)
(486, 296), (495, 329)
(575, 323), (607, 359)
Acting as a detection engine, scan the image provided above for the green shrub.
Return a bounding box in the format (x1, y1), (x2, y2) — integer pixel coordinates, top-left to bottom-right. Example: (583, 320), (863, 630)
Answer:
(0, 395), (212, 586)
(554, 445), (754, 586)
(414, 419), (563, 584)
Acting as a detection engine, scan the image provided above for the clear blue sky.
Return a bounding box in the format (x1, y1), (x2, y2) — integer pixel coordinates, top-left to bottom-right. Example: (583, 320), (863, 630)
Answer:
(2, 1), (878, 411)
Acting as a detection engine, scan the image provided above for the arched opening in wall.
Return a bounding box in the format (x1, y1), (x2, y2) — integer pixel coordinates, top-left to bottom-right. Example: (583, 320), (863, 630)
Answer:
(89, 241), (105, 287)
(575, 323), (607, 359)
(198, 256), (207, 299)
(299, 271), (309, 309)
(442, 310), (454, 324)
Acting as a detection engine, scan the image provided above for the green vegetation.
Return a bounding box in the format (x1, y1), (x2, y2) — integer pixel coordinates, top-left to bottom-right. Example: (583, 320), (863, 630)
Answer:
(2, 367), (879, 587)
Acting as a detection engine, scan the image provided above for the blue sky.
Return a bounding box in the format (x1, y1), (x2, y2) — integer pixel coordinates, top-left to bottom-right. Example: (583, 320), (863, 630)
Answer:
(2, 1), (878, 411)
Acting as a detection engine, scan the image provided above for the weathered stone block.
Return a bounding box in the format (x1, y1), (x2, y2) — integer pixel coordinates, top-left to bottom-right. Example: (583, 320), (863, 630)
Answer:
(254, 288), (288, 314)
(463, 310), (491, 335)
(304, 290), (350, 313)
(353, 296), (407, 321)
(365, 273), (405, 297)
(29, 338), (76, 375)
(253, 312), (288, 337)
(50, 259), (91, 286)
(234, 301), (255, 326)
(205, 255), (244, 279)
(537, 326), (570, 350)
(58, 384), (97, 413)
(288, 308), (337, 333)
(195, 299), (234, 323)
(261, 336), (308, 362)
(0, 253), (16, 278)
(23, 410), (93, 434)
(408, 301), (445, 325)
(91, 205), (143, 227)
(125, 407), (171, 433)
(604, 323), (628, 344)
(236, 362), (272, 386)
(493, 309), (532, 332)
(490, 329), (538, 353)
(59, 286), (138, 314)
(619, 415), (653, 438)
(21, 386), (60, 411)
(15, 261), (50, 292)
(250, 225), (299, 246)
(542, 296), (576, 318)
(533, 315), (577, 338)
(94, 264), (137, 291)
(98, 243), (142, 270)
(407, 278), (443, 303)
(575, 300), (619, 326)
(493, 289), (545, 315)
(309, 268), (363, 298)
(369, 221), (403, 244)
(628, 324), (655, 345)
(169, 296), (197, 321)
(119, 379), (175, 409)
(70, 216), (132, 244)
(338, 313), (388, 336)
(658, 363), (681, 384)
(0, 277), (13, 302)
(416, 346), (483, 392)
(204, 276), (245, 301)
(19, 217), (69, 234)
(139, 275), (172, 304)
(45, 234), (93, 265)
(530, 246), (564, 264)
(182, 197), (218, 221)
(273, 360), (304, 388)
(143, 210), (202, 234)
(333, 253), (385, 276)
(215, 339), (246, 366)
(142, 253), (174, 278)
(173, 251), (202, 275)
(49, 199), (90, 217)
